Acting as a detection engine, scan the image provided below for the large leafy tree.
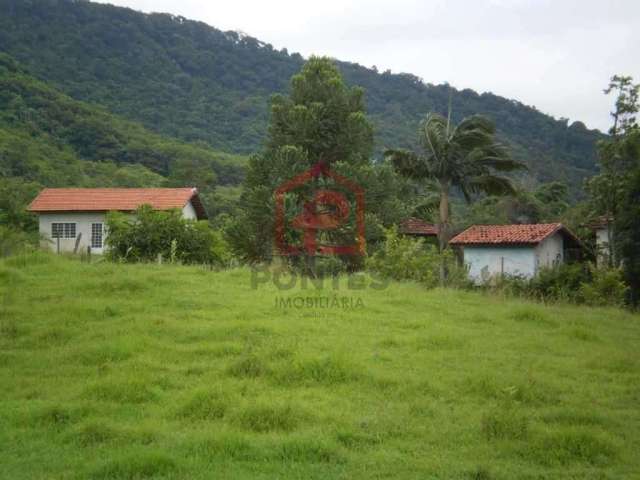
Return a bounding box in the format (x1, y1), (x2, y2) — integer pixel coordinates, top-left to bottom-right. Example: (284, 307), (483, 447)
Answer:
(586, 75), (640, 267)
(386, 112), (525, 254)
(229, 56), (408, 267)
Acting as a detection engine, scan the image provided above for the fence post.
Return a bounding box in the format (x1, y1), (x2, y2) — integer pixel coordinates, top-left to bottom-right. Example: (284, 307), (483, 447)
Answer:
(73, 232), (82, 254)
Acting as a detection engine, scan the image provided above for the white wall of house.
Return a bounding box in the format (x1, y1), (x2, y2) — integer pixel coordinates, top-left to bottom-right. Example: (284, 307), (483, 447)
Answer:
(534, 233), (563, 269)
(182, 201), (197, 220)
(37, 201), (200, 255)
(464, 246), (536, 284)
(463, 233), (565, 284)
(595, 226), (612, 266)
(39, 212), (107, 254)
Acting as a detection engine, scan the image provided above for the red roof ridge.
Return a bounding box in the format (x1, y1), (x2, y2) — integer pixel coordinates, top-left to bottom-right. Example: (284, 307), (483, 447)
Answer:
(449, 223), (580, 246)
(399, 217), (439, 236)
(28, 187), (207, 219)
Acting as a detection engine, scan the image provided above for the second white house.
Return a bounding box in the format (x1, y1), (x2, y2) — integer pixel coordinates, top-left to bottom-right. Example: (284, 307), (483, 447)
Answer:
(449, 223), (583, 284)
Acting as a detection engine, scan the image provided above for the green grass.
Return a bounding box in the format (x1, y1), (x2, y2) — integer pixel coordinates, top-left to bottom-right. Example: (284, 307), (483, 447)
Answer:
(1, 252), (639, 479)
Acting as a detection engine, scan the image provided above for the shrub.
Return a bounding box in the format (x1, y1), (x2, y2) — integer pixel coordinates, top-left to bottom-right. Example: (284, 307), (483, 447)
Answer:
(527, 263), (589, 303)
(0, 226), (38, 257)
(366, 227), (467, 288)
(105, 205), (231, 265)
(580, 265), (629, 307)
(491, 263), (630, 307)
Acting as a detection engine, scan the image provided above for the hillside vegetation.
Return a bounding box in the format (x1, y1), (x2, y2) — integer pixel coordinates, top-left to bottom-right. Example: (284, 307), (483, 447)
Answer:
(0, 0), (604, 190)
(0, 53), (246, 222)
(1, 253), (639, 479)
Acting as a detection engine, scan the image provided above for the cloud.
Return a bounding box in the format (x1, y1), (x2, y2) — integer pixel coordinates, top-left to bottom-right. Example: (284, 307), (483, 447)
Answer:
(94, 0), (640, 131)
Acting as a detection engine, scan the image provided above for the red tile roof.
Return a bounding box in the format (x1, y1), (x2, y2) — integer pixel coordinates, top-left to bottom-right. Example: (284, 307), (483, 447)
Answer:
(28, 188), (207, 219)
(449, 223), (580, 246)
(399, 218), (439, 236)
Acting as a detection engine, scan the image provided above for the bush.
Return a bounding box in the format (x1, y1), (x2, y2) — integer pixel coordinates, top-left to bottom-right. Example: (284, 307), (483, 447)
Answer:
(366, 227), (468, 288)
(105, 205), (231, 265)
(580, 265), (628, 307)
(0, 226), (38, 257)
(527, 263), (589, 303)
(491, 263), (630, 307)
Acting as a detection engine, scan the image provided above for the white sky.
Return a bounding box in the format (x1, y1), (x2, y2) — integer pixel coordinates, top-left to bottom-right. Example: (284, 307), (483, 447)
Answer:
(94, 0), (640, 132)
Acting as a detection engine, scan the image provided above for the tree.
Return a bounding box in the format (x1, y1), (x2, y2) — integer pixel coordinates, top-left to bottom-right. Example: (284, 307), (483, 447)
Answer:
(385, 111), (525, 268)
(604, 75), (640, 137)
(616, 154), (640, 304)
(227, 57), (378, 269)
(587, 75), (640, 266)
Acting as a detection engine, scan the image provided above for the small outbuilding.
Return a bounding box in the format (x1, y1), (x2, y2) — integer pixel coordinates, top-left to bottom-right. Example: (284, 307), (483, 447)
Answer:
(588, 216), (614, 267)
(449, 223), (582, 284)
(399, 217), (439, 239)
(28, 188), (207, 254)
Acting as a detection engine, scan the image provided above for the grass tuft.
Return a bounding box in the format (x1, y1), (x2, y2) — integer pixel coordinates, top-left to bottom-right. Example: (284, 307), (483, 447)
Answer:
(529, 428), (618, 466)
(276, 435), (344, 463)
(274, 356), (358, 386)
(481, 407), (528, 440)
(176, 388), (229, 421)
(227, 353), (269, 378)
(510, 307), (558, 328)
(234, 402), (303, 433)
(189, 431), (259, 461)
(89, 451), (177, 479)
(84, 379), (156, 404)
(541, 409), (610, 427)
(69, 420), (118, 446)
(27, 404), (85, 430)
(0, 319), (22, 339)
(465, 466), (493, 480)
(335, 429), (381, 450)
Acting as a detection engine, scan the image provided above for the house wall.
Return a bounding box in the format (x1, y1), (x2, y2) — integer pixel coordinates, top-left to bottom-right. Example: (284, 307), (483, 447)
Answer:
(182, 201), (197, 220)
(595, 226), (611, 266)
(463, 246), (537, 284)
(534, 233), (563, 269)
(38, 201), (199, 255)
(463, 232), (566, 284)
(39, 212), (107, 254)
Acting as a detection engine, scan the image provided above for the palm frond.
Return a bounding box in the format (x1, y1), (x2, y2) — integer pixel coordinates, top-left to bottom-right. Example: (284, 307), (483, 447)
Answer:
(384, 148), (430, 180)
(470, 151), (527, 172)
(465, 175), (518, 197)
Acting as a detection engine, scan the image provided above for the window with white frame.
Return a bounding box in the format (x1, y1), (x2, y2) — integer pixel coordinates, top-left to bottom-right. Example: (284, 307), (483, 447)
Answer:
(91, 223), (103, 249)
(51, 223), (76, 239)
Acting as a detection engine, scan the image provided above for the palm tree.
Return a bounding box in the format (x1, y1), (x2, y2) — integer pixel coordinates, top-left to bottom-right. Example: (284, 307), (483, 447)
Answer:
(386, 111), (526, 276)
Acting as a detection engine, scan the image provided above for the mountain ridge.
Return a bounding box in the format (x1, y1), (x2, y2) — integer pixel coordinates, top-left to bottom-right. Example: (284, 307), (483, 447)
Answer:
(0, 0), (605, 193)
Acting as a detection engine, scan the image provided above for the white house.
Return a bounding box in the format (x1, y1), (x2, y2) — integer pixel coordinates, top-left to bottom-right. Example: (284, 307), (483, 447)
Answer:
(28, 188), (207, 254)
(589, 216), (614, 267)
(449, 223), (582, 284)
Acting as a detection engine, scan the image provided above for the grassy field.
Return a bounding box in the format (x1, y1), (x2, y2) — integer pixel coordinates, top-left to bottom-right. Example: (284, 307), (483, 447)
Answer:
(1, 252), (639, 479)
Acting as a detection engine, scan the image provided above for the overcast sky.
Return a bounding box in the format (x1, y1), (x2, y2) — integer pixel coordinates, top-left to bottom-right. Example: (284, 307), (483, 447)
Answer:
(94, 0), (640, 132)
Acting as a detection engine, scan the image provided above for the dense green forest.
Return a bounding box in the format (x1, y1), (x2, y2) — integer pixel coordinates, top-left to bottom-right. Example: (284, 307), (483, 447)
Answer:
(0, 53), (246, 227)
(0, 0), (604, 193)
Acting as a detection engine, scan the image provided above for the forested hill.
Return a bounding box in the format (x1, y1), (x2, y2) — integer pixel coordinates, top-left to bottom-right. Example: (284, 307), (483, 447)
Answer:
(0, 0), (604, 190)
(0, 53), (245, 222)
